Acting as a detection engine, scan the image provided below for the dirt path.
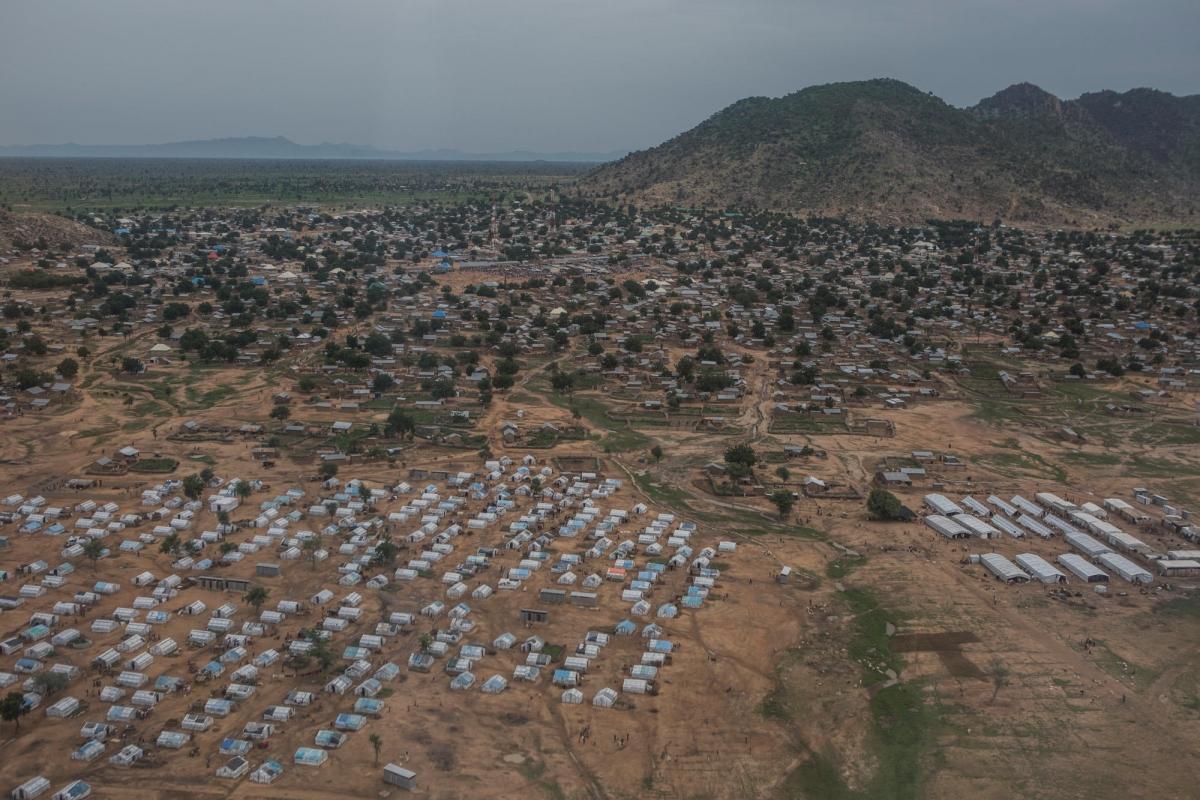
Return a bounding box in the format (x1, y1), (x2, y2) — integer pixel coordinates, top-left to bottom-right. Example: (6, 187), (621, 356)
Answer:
(478, 351), (575, 450)
(545, 697), (610, 800)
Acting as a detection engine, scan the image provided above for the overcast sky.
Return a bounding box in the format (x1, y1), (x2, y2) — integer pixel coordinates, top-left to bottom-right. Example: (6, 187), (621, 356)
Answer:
(1, 0), (1197, 153)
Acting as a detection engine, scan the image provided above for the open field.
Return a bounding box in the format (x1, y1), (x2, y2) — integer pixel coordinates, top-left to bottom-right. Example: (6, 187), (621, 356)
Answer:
(0, 158), (589, 212)
(0, 195), (1198, 800)
(3, 358), (1199, 800)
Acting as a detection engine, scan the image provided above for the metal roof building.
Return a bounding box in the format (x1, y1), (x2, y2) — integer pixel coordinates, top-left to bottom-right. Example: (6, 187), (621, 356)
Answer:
(1104, 497), (1150, 524)
(980, 553), (1030, 583)
(961, 496), (991, 517)
(1017, 514), (1054, 539)
(991, 515), (1026, 539)
(953, 513), (1001, 539)
(1057, 553), (1109, 583)
(924, 514), (969, 539)
(1043, 514), (1083, 537)
(1011, 495), (1043, 518)
(988, 495), (1019, 517)
(923, 494), (963, 516)
(1036, 492), (1076, 515)
(1156, 559), (1200, 577)
(1015, 553), (1067, 584)
(1105, 530), (1152, 556)
(1065, 531), (1112, 559)
(1096, 552), (1153, 584)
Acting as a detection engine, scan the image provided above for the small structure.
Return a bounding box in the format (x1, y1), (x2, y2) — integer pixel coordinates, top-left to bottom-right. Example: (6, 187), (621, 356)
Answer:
(519, 608), (549, 624)
(293, 747), (328, 767)
(51, 780), (91, 800)
(383, 763), (417, 790)
(537, 588), (565, 604)
(11, 776), (51, 800)
(194, 576), (252, 593)
(569, 591), (598, 608)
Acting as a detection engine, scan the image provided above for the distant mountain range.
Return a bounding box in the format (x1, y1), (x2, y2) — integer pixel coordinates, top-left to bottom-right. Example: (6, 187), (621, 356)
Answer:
(0, 136), (625, 163)
(582, 79), (1200, 225)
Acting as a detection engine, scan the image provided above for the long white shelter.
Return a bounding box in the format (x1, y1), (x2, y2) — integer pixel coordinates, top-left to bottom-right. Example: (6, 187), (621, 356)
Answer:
(1014, 553), (1067, 584)
(1057, 553), (1109, 583)
(980, 553), (1030, 583)
(1096, 552), (1152, 584)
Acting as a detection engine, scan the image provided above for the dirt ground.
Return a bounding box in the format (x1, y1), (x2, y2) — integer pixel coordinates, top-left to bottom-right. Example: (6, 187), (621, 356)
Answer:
(2, 312), (1200, 800)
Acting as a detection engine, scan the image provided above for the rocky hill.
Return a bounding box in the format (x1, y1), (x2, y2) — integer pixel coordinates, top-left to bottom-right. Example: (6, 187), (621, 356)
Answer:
(0, 209), (111, 252)
(581, 79), (1200, 226)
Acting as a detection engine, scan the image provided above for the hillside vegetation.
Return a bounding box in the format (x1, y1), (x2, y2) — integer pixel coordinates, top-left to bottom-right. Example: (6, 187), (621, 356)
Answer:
(582, 79), (1200, 226)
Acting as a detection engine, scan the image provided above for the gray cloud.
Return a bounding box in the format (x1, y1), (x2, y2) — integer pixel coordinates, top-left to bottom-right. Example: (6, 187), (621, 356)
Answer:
(1, 0), (1196, 152)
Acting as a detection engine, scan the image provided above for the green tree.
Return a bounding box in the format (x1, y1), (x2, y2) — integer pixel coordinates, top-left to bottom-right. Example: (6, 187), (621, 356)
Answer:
(369, 733), (383, 767)
(159, 532), (182, 557)
(987, 657), (1011, 704)
(724, 443), (757, 468)
(650, 445), (664, 462)
(551, 370), (575, 396)
(24, 334), (47, 355)
(302, 536), (320, 569)
(182, 473), (206, 500)
(270, 405), (291, 421)
(371, 373), (395, 394)
(372, 537), (399, 566)
(0, 692), (25, 733)
(385, 408), (415, 440)
(82, 537), (105, 569)
(363, 332), (393, 357)
(866, 488), (903, 521)
(234, 480), (253, 500)
(769, 490), (795, 519)
(56, 357), (79, 379)
(308, 631), (336, 672)
(32, 671), (70, 697)
(15, 368), (46, 390)
(244, 586), (270, 613)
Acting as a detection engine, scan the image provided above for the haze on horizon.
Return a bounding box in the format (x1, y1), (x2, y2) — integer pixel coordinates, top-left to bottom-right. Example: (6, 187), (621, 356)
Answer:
(1, 0), (1197, 155)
